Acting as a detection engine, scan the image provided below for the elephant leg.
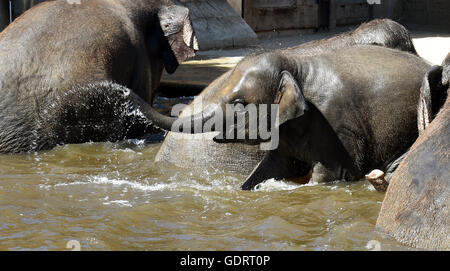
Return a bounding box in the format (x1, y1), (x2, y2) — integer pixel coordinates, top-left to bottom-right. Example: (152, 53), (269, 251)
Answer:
(311, 162), (355, 183)
(241, 149), (310, 190)
(311, 163), (335, 183)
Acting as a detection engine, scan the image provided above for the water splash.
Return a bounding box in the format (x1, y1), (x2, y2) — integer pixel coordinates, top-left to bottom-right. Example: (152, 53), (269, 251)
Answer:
(254, 178), (318, 192)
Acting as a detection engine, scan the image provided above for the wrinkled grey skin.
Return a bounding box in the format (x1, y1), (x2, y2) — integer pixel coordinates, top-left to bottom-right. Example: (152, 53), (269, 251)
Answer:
(376, 53), (449, 250)
(156, 19), (418, 174)
(168, 46), (430, 190)
(0, 0), (197, 153)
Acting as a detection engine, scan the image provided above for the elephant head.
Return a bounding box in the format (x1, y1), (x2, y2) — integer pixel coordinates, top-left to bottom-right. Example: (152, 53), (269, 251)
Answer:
(150, 3), (198, 74)
(152, 52), (307, 147)
(133, 0), (199, 129)
(156, 46), (430, 190)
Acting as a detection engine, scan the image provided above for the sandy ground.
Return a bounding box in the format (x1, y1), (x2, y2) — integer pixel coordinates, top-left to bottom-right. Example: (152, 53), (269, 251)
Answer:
(161, 27), (450, 89)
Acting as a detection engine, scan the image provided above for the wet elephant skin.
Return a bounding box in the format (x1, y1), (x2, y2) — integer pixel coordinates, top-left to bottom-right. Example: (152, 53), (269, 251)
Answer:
(168, 46), (431, 189)
(0, 0), (198, 153)
(156, 19), (419, 175)
(376, 53), (450, 250)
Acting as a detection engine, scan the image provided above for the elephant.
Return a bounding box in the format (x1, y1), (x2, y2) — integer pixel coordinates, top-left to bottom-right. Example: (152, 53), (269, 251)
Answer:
(158, 45), (431, 189)
(0, 0), (198, 153)
(155, 18), (418, 174)
(0, 81), (167, 153)
(366, 52), (449, 192)
(375, 53), (449, 250)
(284, 18), (417, 56)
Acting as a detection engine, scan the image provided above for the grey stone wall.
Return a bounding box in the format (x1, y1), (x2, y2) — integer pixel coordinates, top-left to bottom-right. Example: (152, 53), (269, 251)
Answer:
(243, 0), (318, 32)
(336, 2), (370, 25)
(181, 0), (257, 49)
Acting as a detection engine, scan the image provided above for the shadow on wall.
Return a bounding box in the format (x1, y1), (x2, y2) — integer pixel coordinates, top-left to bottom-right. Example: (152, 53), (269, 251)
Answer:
(0, 1), (9, 32)
(372, 0), (450, 31)
(159, 60), (232, 97)
(12, 0), (46, 19)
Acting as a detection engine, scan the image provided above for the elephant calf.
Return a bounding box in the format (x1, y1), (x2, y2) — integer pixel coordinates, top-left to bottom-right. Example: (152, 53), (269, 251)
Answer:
(375, 53), (449, 250)
(0, 0), (197, 153)
(156, 19), (418, 174)
(165, 46), (431, 190)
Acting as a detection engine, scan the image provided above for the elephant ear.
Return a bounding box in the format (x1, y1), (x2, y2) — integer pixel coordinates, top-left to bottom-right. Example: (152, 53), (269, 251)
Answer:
(158, 4), (199, 74)
(276, 71), (309, 126)
(417, 65), (447, 134)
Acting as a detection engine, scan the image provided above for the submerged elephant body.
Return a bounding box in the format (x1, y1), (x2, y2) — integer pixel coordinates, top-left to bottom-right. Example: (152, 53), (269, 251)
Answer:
(376, 54), (449, 250)
(0, 0), (197, 153)
(156, 19), (418, 174)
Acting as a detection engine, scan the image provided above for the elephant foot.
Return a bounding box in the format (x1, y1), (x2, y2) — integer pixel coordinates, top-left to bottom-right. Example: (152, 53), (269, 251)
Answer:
(365, 169), (389, 192)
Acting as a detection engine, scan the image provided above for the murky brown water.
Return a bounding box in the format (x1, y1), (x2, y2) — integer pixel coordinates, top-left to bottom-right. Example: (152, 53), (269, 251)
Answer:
(0, 139), (411, 251)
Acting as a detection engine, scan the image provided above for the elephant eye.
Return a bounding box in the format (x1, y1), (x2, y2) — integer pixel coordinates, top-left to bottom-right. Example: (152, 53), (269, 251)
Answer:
(232, 99), (247, 107)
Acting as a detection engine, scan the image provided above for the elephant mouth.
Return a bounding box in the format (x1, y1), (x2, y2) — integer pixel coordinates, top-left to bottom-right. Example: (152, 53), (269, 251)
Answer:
(211, 122), (272, 145)
(212, 136), (264, 145)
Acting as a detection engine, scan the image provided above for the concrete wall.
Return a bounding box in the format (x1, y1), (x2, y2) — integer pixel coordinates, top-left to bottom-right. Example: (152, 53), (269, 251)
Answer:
(335, 2), (370, 25)
(402, 0), (450, 28)
(242, 0), (372, 33)
(243, 0), (318, 32)
(227, 0), (242, 16)
(181, 0), (257, 49)
(372, 0), (450, 30)
(371, 0), (402, 19)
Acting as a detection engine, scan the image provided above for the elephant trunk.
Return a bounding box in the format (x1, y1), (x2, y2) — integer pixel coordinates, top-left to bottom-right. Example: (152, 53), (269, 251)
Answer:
(172, 104), (219, 133)
(132, 93), (218, 133)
